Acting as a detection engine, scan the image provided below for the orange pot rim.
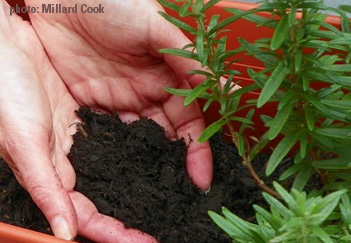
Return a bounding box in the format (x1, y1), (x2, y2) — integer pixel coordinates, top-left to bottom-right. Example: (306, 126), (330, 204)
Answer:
(215, 0), (342, 27)
(0, 222), (76, 243)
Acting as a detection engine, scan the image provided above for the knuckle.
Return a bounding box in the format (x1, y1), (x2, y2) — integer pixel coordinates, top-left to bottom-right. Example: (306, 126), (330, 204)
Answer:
(176, 117), (202, 133)
(29, 183), (63, 209)
(30, 185), (53, 206)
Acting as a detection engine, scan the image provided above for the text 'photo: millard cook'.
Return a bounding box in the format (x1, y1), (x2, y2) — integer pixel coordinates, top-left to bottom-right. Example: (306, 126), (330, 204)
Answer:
(10, 3), (105, 16)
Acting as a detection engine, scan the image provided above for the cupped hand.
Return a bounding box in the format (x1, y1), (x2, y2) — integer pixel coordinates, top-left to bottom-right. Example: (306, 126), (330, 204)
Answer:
(0, 1), (157, 242)
(24, 0), (213, 191)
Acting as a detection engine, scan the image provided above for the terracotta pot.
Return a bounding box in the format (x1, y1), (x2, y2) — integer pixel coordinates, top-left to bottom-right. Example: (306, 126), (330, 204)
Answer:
(0, 1), (343, 243)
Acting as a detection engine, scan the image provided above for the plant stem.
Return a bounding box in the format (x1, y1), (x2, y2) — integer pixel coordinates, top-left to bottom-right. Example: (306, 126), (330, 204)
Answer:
(226, 120), (280, 198)
(310, 149), (328, 185)
(193, 0), (277, 198)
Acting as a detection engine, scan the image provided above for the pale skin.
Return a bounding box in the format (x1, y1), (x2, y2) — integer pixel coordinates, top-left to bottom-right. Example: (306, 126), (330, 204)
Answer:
(0, 0), (213, 242)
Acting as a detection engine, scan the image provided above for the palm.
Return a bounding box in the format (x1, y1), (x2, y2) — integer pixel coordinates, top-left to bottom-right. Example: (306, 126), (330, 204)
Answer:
(26, 0), (213, 190)
(27, 0), (197, 121)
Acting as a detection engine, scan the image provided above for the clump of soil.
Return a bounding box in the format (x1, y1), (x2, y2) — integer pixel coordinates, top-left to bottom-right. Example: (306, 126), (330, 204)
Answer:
(0, 108), (316, 243)
(69, 108), (232, 243)
(69, 108), (269, 243)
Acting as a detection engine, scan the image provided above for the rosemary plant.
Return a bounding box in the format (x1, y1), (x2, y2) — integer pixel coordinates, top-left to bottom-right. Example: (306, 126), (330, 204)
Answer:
(158, 0), (351, 241)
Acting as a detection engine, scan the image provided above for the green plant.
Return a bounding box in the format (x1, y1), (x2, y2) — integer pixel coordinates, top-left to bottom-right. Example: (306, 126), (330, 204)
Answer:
(209, 183), (350, 243)
(158, 0), (351, 241)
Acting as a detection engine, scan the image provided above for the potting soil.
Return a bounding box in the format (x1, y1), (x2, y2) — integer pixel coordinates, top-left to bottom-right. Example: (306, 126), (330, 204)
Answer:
(0, 108), (309, 243)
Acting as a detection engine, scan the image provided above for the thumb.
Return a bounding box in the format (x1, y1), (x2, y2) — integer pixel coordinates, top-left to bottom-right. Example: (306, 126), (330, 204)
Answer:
(150, 7), (235, 91)
(2, 140), (78, 241)
(149, 9), (206, 88)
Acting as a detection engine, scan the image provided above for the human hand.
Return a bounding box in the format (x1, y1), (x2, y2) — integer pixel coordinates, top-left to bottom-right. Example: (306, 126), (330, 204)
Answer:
(24, 0), (213, 191)
(0, 1), (157, 242)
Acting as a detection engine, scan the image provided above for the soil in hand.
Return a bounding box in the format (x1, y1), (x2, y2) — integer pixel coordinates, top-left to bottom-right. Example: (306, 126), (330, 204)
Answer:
(0, 107), (298, 243)
(69, 108), (266, 243)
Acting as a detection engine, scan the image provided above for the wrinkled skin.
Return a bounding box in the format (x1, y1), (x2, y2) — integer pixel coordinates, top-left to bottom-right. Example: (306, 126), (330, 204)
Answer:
(0, 0), (213, 242)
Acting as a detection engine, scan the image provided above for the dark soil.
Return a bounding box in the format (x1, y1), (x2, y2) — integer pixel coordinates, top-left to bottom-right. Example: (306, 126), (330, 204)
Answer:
(0, 108), (320, 243)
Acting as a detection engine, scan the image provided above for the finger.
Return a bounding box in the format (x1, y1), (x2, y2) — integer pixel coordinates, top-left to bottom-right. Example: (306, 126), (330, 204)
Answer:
(148, 12), (214, 187)
(149, 8), (242, 92)
(140, 105), (177, 139)
(4, 141), (77, 240)
(117, 111), (140, 124)
(148, 9), (206, 88)
(162, 82), (213, 191)
(53, 148), (76, 191)
(69, 192), (158, 243)
(0, 118), (78, 240)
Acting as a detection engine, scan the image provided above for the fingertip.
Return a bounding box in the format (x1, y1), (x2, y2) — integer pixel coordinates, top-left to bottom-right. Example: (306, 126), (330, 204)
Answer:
(117, 111), (140, 124)
(186, 145), (213, 191)
(51, 215), (76, 241)
(24, 169), (78, 240)
(29, 184), (78, 241)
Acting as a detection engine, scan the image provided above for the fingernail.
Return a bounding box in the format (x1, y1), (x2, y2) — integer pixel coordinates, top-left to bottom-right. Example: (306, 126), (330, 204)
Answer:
(202, 186), (211, 195)
(51, 216), (74, 241)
